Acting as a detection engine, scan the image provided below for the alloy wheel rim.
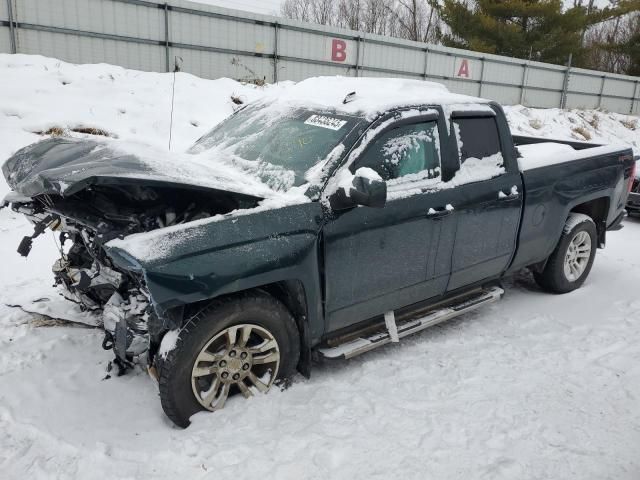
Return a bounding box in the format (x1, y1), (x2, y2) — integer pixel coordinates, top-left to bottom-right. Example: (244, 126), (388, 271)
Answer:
(191, 324), (280, 411)
(563, 230), (591, 282)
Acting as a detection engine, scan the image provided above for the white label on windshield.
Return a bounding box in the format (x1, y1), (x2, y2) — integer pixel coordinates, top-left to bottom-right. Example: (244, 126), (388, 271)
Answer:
(304, 114), (347, 131)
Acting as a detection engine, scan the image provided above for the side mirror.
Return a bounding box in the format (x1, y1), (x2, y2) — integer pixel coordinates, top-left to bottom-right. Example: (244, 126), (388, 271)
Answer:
(329, 170), (387, 210)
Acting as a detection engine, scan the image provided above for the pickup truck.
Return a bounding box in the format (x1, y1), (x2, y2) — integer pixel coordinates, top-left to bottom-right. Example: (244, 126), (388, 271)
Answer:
(2, 77), (635, 427)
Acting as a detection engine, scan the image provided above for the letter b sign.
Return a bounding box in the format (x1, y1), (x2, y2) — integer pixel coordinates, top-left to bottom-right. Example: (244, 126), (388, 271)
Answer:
(331, 39), (347, 62)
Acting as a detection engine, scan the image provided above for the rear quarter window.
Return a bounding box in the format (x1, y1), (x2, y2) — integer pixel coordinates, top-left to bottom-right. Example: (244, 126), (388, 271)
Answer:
(453, 117), (501, 164)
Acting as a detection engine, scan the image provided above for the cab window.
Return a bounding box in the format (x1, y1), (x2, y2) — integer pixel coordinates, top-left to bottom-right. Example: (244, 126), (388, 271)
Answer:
(353, 121), (441, 182)
(452, 116), (501, 164)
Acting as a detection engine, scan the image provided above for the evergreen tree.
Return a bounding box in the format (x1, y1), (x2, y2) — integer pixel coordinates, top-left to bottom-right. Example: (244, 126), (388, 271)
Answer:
(439, 0), (606, 66)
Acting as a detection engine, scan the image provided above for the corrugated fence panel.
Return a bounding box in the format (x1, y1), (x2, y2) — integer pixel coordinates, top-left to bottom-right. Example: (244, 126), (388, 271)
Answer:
(525, 65), (566, 92)
(360, 68), (421, 80)
(0, 0), (11, 53)
(362, 42), (424, 76)
(0, 0), (638, 114)
(0, 26), (9, 52)
(16, 29), (165, 71)
(603, 77), (636, 98)
(16, 0), (165, 41)
(427, 51), (483, 82)
(279, 28), (356, 67)
(440, 78), (481, 97)
(523, 88), (563, 109)
(482, 84), (521, 106)
(171, 11), (274, 55)
(601, 96), (634, 114)
(569, 71), (603, 94)
(172, 47), (272, 81)
(483, 61), (522, 85)
(566, 93), (599, 110)
(278, 59), (352, 82)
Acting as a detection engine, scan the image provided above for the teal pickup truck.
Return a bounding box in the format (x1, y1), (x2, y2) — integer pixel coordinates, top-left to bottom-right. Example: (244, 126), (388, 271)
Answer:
(2, 77), (635, 427)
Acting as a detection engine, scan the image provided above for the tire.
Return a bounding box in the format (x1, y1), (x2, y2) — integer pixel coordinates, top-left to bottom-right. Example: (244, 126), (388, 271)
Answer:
(534, 213), (597, 294)
(157, 292), (300, 428)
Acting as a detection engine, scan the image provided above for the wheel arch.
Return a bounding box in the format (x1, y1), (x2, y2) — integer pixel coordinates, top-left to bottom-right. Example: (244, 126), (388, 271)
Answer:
(172, 279), (313, 378)
(569, 196), (609, 247)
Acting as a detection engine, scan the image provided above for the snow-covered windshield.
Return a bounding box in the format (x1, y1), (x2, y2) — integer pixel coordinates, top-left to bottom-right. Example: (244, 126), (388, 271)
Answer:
(188, 103), (363, 191)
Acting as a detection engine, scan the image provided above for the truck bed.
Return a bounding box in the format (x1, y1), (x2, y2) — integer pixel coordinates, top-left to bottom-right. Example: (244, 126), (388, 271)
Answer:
(514, 134), (629, 172)
(508, 137), (635, 273)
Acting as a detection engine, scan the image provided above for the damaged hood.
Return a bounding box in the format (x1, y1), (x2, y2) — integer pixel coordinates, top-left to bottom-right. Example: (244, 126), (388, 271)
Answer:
(2, 137), (274, 199)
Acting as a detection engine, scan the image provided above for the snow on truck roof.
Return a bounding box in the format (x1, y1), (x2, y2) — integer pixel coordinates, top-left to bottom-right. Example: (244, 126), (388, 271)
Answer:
(260, 77), (489, 116)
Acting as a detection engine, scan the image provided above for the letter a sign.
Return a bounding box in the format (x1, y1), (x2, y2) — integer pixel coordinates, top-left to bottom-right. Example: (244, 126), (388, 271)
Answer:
(454, 58), (471, 79)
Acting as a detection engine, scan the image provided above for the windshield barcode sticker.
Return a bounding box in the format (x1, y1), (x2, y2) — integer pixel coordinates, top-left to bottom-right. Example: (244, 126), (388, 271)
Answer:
(304, 115), (347, 131)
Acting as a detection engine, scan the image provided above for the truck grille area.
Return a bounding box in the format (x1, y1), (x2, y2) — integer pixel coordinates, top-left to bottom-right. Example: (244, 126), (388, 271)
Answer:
(51, 228), (152, 372)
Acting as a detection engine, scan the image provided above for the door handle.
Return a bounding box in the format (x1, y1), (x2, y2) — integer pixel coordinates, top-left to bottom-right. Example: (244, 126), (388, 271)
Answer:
(498, 186), (520, 201)
(427, 205), (453, 219)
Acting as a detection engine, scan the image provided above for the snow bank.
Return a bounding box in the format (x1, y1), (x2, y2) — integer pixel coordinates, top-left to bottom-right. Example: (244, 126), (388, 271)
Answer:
(504, 105), (638, 156)
(0, 54), (267, 196)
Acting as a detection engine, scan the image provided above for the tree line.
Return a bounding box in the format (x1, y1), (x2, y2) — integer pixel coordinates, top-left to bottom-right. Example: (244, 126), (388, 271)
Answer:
(280, 0), (640, 75)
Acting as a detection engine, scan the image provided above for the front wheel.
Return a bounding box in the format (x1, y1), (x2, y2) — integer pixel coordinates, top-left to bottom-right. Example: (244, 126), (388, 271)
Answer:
(534, 213), (597, 294)
(157, 293), (300, 428)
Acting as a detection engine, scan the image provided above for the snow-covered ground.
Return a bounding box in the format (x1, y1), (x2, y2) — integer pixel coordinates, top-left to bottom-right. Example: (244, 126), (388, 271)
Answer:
(1, 54), (639, 479)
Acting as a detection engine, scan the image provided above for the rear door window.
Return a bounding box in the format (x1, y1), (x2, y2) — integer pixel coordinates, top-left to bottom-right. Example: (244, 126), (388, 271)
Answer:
(452, 117), (501, 164)
(353, 121), (441, 183)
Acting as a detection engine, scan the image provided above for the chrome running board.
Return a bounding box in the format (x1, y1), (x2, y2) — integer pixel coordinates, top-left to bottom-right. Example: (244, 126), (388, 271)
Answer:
(317, 286), (504, 360)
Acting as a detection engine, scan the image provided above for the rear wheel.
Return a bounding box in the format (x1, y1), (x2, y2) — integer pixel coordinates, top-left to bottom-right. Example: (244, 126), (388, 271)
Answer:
(157, 292), (300, 428)
(534, 213), (597, 294)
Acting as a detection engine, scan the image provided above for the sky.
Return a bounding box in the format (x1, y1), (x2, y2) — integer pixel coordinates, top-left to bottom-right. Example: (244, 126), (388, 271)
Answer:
(190, 0), (283, 16)
(190, 0), (613, 17)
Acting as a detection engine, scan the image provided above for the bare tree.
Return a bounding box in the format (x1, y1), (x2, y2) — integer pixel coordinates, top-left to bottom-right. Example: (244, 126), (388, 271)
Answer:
(585, 9), (639, 74)
(336, 0), (362, 31)
(311, 0), (336, 25)
(281, 0), (338, 25)
(391, 0), (440, 42)
(281, 0), (441, 43)
(281, 0), (312, 22)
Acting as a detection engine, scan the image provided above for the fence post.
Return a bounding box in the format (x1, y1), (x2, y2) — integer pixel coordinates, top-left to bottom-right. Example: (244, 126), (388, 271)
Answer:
(597, 75), (605, 109)
(273, 21), (278, 83)
(354, 36), (361, 77)
(164, 3), (170, 72)
(630, 80), (639, 115)
(6, 0), (16, 54)
(478, 57), (485, 97)
(519, 63), (528, 105)
(423, 47), (429, 80)
(560, 53), (572, 109)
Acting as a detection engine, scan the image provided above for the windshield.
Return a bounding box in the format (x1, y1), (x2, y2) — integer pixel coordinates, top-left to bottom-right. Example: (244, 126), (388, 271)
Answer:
(188, 103), (363, 192)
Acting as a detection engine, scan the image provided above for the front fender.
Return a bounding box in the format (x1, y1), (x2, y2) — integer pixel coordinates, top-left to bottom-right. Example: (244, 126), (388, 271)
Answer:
(106, 202), (325, 342)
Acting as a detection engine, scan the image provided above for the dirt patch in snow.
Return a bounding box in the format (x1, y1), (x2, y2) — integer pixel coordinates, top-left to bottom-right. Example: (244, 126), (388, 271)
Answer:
(35, 126), (114, 138)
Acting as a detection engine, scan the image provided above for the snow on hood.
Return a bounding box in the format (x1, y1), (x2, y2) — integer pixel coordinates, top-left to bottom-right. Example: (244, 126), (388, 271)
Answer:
(2, 136), (278, 199)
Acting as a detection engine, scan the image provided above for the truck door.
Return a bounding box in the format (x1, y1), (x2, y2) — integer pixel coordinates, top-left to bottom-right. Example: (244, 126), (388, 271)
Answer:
(322, 114), (457, 332)
(446, 112), (523, 291)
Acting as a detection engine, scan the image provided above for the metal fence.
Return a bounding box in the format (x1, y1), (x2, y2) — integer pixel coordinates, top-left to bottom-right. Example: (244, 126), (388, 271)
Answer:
(1, 0), (639, 115)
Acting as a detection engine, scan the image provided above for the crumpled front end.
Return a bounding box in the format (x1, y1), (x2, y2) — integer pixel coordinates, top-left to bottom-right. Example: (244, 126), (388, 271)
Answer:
(2, 138), (263, 374)
(6, 194), (159, 373)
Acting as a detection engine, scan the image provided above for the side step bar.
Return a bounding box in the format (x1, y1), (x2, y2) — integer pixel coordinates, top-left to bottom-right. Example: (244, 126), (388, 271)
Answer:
(317, 286), (504, 360)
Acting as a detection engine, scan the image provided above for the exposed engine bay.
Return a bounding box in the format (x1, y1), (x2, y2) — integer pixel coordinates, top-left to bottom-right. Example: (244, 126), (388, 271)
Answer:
(6, 182), (260, 373)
